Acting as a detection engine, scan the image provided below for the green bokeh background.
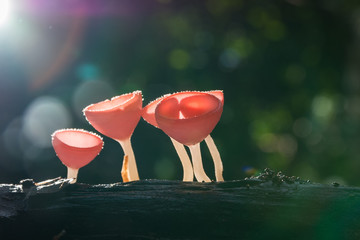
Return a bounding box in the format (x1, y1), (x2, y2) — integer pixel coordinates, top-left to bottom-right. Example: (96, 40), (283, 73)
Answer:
(1, 0), (360, 185)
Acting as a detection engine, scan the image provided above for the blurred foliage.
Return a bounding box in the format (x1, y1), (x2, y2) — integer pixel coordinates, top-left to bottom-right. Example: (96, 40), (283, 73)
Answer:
(1, 0), (360, 185)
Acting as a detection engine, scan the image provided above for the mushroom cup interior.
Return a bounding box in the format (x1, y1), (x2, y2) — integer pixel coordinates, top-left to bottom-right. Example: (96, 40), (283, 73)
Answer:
(180, 94), (221, 118)
(85, 91), (141, 112)
(156, 93), (221, 120)
(55, 130), (102, 149)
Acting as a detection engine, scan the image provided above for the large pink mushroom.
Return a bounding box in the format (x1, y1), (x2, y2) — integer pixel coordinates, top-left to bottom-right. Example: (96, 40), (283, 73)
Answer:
(52, 128), (104, 183)
(144, 90), (224, 182)
(142, 94), (194, 182)
(83, 91), (142, 182)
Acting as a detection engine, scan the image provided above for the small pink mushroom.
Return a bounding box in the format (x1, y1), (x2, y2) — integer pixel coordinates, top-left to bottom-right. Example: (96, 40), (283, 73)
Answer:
(51, 128), (104, 183)
(142, 94), (193, 182)
(83, 91), (142, 181)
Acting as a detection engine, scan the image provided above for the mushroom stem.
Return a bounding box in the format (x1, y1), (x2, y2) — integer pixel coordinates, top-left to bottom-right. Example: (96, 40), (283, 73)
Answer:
(170, 137), (194, 182)
(67, 167), (79, 184)
(121, 155), (130, 183)
(205, 135), (224, 182)
(118, 138), (140, 181)
(188, 143), (211, 182)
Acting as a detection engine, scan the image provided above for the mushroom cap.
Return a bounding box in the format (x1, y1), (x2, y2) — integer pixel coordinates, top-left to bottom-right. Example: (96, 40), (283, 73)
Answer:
(52, 129), (104, 169)
(142, 90), (223, 128)
(83, 91), (142, 141)
(142, 94), (170, 128)
(155, 91), (223, 146)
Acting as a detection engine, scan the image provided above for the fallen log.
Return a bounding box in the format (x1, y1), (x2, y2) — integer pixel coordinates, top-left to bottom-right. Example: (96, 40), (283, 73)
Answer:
(1, 169), (360, 239)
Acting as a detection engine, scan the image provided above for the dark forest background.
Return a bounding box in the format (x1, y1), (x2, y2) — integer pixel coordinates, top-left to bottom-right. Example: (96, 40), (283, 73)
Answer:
(1, 0), (360, 185)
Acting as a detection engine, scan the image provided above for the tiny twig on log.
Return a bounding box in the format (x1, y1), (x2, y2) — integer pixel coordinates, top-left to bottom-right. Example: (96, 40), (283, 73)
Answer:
(35, 177), (62, 186)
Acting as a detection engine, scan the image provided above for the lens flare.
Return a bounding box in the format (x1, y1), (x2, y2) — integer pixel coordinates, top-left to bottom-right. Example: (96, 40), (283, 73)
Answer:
(0, 0), (11, 27)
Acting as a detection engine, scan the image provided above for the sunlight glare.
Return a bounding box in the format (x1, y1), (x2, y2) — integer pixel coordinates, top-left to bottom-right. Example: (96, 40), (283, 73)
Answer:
(0, 0), (11, 28)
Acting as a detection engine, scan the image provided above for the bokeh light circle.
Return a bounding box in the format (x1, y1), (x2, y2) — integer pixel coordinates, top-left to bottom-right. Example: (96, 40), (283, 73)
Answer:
(22, 96), (72, 148)
(72, 80), (115, 120)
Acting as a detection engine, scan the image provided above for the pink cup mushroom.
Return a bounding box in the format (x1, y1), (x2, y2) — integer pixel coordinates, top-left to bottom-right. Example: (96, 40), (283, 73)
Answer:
(142, 94), (194, 182)
(144, 90), (224, 182)
(155, 91), (223, 182)
(83, 91), (142, 182)
(51, 128), (104, 183)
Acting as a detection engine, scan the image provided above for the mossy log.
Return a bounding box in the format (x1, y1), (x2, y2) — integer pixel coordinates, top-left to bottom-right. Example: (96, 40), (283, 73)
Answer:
(1, 169), (360, 240)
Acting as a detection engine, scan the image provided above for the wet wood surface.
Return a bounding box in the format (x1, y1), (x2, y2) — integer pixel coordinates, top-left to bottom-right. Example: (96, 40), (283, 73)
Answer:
(1, 170), (360, 239)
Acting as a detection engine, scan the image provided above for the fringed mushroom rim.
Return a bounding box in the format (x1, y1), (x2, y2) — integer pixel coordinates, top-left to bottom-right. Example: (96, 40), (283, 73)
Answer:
(82, 90), (143, 114)
(144, 90), (223, 106)
(51, 128), (104, 152)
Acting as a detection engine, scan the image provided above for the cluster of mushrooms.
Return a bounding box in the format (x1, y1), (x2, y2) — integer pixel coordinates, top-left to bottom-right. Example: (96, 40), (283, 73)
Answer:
(51, 90), (224, 183)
